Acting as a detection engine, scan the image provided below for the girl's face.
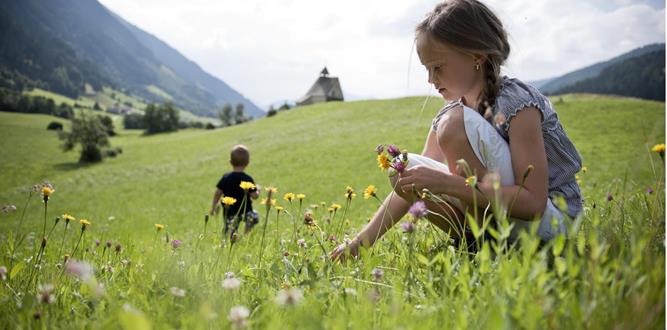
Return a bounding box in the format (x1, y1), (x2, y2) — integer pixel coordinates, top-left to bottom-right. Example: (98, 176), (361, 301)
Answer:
(416, 32), (481, 102)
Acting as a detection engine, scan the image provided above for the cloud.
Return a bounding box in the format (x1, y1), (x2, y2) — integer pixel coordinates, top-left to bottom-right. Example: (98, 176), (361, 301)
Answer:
(100, 0), (664, 107)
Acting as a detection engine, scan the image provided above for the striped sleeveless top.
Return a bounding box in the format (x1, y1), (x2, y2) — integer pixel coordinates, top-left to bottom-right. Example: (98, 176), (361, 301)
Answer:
(431, 75), (584, 219)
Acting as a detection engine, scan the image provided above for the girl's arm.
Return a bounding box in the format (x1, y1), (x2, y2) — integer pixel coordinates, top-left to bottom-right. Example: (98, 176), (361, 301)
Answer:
(330, 128), (444, 261)
(400, 106), (549, 220)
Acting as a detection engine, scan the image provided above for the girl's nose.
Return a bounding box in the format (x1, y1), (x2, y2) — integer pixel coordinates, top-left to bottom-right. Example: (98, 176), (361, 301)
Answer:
(427, 68), (437, 85)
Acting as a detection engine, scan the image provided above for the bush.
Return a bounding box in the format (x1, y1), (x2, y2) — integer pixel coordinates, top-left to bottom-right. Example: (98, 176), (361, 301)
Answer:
(143, 102), (179, 134)
(59, 113), (111, 163)
(123, 113), (145, 129)
(205, 123), (216, 130)
(47, 121), (63, 130)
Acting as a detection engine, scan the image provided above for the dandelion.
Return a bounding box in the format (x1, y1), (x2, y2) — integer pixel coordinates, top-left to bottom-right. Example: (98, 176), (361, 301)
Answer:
(296, 193), (306, 201)
(275, 206), (284, 213)
(170, 287), (186, 297)
(260, 198), (276, 206)
(41, 186), (54, 202)
(154, 223), (165, 231)
(79, 219), (91, 231)
(37, 284), (56, 304)
(275, 287), (304, 306)
(239, 181), (256, 191)
(171, 239), (182, 249)
(284, 193), (295, 202)
(222, 197), (237, 206)
(581, 166), (588, 173)
(401, 221), (415, 234)
(364, 185), (378, 199)
(228, 306), (250, 329)
(265, 186), (278, 200)
(345, 186), (356, 200)
(652, 143), (665, 160)
(387, 144), (400, 158)
(222, 277), (241, 290)
(377, 153), (390, 171)
(62, 213), (75, 225)
(331, 204), (342, 211)
(408, 200), (428, 219)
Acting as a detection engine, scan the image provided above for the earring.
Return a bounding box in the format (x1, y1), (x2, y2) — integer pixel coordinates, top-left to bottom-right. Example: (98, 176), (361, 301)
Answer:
(475, 63), (480, 71)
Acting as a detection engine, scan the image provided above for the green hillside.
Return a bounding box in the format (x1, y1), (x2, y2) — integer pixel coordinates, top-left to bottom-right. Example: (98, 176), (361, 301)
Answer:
(0, 95), (664, 328)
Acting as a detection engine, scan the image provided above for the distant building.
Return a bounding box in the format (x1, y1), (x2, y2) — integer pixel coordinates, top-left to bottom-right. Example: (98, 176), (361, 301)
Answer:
(107, 103), (138, 115)
(296, 67), (344, 106)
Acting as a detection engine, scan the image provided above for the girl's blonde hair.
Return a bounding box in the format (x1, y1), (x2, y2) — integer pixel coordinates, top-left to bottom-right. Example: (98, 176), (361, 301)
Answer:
(416, 0), (510, 114)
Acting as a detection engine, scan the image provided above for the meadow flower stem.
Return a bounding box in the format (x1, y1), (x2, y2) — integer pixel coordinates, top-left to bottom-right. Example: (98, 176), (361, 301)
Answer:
(9, 192), (33, 269)
(70, 230), (85, 260)
(257, 206), (271, 269)
(42, 200), (48, 238)
(57, 224), (69, 259)
(336, 199), (351, 239)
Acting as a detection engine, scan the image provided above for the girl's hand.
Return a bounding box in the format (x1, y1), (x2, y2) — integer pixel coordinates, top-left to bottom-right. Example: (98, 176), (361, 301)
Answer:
(397, 165), (450, 195)
(329, 237), (360, 262)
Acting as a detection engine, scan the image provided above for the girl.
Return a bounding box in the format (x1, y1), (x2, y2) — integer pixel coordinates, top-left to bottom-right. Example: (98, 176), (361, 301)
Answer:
(331, 0), (583, 260)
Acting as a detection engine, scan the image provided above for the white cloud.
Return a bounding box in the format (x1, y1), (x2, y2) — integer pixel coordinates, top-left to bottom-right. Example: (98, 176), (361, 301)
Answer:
(99, 0), (664, 107)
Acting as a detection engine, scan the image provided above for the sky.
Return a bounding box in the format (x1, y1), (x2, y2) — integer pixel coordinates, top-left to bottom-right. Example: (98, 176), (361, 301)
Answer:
(99, 0), (665, 109)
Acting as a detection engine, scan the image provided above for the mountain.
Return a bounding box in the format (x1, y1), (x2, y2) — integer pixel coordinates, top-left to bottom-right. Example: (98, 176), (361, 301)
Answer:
(552, 49), (665, 101)
(537, 43), (665, 95)
(0, 0), (263, 119)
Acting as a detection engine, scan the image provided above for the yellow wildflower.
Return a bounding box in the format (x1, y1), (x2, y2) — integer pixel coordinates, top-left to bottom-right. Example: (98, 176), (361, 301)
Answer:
(276, 206), (284, 213)
(79, 219), (91, 230)
(581, 166), (588, 174)
(377, 153), (390, 171)
(62, 214), (76, 224)
(221, 197), (237, 206)
(284, 193), (295, 202)
(154, 223), (165, 231)
(652, 143), (665, 158)
(239, 181), (256, 191)
(296, 193), (306, 201)
(331, 203), (342, 211)
(363, 185), (377, 199)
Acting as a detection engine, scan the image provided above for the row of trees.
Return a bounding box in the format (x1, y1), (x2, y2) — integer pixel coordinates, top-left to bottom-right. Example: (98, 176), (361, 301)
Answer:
(0, 88), (74, 118)
(218, 103), (252, 127)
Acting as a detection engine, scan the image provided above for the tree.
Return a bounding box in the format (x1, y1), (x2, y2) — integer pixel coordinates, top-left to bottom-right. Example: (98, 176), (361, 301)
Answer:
(59, 113), (110, 163)
(143, 102), (180, 134)
(235, 103), (246, 124)
(219, 103), (233, 127)
(99, 115), (116, 136)
(123, 113), (145, 129)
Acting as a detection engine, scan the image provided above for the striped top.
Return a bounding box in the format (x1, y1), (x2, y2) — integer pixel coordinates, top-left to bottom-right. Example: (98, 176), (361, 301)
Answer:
(431, 75), (584, 218)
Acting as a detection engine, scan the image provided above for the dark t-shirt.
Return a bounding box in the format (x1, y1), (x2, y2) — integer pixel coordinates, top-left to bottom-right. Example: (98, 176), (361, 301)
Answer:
(216, 171), (257, 217)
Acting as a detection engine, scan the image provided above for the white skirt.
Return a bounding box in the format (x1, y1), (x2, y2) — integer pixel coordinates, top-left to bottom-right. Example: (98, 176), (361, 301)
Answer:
(404, 105), (567, 242)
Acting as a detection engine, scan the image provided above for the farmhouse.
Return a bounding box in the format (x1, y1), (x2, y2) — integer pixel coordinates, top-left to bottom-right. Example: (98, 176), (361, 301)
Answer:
(296, 67), (344, 106)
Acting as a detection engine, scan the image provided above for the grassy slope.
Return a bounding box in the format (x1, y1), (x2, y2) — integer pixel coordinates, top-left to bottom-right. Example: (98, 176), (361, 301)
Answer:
(0, 94), (663, 237)
(0, 94), (664, 328)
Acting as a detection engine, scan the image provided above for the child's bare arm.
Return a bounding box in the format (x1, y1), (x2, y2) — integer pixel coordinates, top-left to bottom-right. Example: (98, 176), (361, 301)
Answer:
(250, 184), (261, 199)
(210, 188), (223, 215)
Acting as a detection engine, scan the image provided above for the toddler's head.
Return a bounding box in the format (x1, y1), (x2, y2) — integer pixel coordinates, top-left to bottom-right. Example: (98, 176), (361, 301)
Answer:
(230, 145), (250, 169)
